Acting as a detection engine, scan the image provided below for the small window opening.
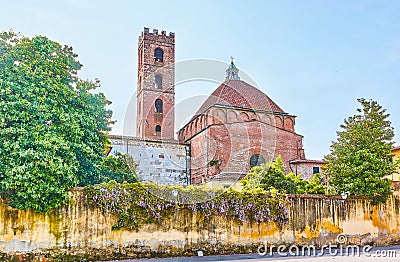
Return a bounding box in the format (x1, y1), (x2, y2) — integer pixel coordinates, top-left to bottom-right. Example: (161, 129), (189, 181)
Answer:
(154, 48), (164, 62)
(155, 99), (163, 113)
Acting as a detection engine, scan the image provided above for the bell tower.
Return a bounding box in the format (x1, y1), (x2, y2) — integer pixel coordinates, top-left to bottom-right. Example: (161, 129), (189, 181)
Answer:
(136, 27), (175, 140)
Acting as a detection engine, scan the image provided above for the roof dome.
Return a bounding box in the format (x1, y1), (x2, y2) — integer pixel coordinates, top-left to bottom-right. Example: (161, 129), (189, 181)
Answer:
(193, 79), (285, 118)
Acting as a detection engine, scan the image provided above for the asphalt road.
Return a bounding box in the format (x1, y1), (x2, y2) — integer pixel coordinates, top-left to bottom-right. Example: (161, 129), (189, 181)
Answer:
(108, 245), (399, 262)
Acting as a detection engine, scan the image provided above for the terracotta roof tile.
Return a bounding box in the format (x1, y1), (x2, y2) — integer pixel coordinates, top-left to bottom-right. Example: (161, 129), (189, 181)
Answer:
(193, 80), (285, 118)
(290, 159), (325, 164)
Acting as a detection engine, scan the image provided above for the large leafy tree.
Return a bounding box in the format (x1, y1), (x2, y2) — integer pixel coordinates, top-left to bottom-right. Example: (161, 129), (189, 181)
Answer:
(100, 152), (138, 184)
(324, 98), (394, 201)
(0, 31), (113, 211)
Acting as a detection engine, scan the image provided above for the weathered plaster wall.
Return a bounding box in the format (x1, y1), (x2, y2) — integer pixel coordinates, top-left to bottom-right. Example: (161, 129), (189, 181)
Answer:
(0, 192), (399, 260)
(391, 148), (400, 183)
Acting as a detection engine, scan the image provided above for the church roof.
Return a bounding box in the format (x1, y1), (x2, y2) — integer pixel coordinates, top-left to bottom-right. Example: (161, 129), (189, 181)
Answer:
(290, 159), (325, 164)
(193, 79), (285, 118)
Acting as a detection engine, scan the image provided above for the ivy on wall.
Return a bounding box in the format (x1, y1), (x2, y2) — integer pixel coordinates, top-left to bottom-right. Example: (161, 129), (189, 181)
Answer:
(85, 181), (289, 230)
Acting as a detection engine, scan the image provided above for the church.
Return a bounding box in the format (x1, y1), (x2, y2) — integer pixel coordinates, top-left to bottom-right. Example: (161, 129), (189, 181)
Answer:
(109, 28), (323, 187)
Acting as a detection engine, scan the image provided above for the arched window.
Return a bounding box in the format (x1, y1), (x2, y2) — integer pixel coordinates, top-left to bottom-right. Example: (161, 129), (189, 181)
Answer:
(250, 154), (265, 168)
(155, 75), (162, 89)
(154, 48), (164, 62)
(155, 99), (163, 113)
(155, 125), (161, 132)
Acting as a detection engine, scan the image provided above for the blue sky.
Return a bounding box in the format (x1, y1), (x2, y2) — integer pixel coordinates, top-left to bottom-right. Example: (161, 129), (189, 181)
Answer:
(2, 0), (400, 160)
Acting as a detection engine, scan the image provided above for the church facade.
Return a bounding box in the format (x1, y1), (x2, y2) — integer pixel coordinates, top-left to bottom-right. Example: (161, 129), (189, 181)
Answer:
(110, 27), (323, 186)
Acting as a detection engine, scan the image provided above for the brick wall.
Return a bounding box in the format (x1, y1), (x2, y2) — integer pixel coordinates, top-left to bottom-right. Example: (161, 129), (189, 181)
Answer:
(179, 106), (305, 184)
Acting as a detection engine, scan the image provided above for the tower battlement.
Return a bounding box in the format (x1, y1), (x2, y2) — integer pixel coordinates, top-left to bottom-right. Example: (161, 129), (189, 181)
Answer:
(140, 27), (175, 40)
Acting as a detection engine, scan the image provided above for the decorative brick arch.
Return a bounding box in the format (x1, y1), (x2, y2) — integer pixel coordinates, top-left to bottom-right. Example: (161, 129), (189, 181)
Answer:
(275, 115), (283, 128)
(284, 117), (294, 132)
(248, 111), (257, 121)
(190, 122), (194, 136)
(199, 115), (205, 129)
(260, 113), (273, 125)
(212, 109), (226, 124)
(194, 118), (199, 133)
(240, 112), (250, 122)
(227, 110), (238, 123)
(184, 127), (189, 138)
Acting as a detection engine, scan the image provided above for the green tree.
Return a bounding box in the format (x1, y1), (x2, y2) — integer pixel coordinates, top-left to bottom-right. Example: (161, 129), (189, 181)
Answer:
(287, 173), (326, 194)
(100, 152), (138, 184)
(0, 31), (113, 212)
(242, 156), (326, 194)
(324, 98), (394, 201)
(242, 156), (297, 194)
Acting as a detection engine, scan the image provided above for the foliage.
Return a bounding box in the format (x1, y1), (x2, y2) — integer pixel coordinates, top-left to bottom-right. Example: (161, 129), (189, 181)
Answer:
(0, 31), (113, 212)
(99, 152), (138, 184)
(395, 158), (400, 174)
(287, 173), (326, 194)
(242, 156), (326, 194)
(209, 159), (219, 166)
(324, 98), (394, 202)
(85, 181), (290, 230)
(242, 156), (297, 193)
(303, 173), (326, 194)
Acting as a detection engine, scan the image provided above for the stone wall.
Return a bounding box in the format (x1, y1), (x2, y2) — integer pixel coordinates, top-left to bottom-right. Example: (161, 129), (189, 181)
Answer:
(109, 135), (189, 185)
(1, 192), (399, 260)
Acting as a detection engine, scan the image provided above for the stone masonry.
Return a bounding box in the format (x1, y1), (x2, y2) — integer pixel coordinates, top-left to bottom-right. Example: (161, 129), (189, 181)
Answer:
(109, 135), (189, 185)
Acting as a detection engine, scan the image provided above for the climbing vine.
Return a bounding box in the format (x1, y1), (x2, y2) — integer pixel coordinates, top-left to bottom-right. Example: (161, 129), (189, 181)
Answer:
(85, 181), (289, 230)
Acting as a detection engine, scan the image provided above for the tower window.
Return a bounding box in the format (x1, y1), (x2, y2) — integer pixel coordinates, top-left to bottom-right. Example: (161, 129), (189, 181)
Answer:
(155, 75), (162, 89)
(155, 99), (163, 113)
(155, 125), (161, 132)
(250, 154), (265, 168)
(154, 48), (164, 62)
(313, 166), (320, 174)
